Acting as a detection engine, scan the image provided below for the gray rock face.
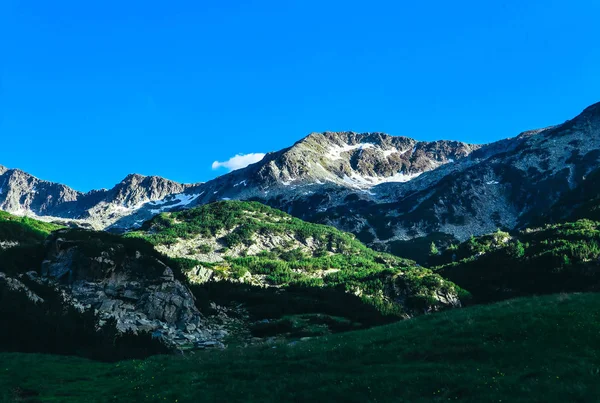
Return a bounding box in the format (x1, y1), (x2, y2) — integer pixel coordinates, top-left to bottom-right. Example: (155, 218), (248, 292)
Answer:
(238, 131), (479, 188)
(386, 273), (461, 314)
(0, 168), (80, 215)
(340, 102), (600, 245)
(0, 170), (191, 229)
(175, 132), (479, 205)
(103, 174), (189, 208)
(0, 272), (44, 304)
(37, 231), (228, 349)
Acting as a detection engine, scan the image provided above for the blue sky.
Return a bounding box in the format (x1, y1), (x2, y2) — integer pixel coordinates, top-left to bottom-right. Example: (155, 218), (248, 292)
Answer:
(1, 0), (599, 191)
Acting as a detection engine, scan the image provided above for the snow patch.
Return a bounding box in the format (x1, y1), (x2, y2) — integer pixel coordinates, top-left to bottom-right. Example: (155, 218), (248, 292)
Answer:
(382, 148), (398, 158)
(148, 193), (201, 214)
(325, 143), (375, 161)
(341, 171), (422, 189)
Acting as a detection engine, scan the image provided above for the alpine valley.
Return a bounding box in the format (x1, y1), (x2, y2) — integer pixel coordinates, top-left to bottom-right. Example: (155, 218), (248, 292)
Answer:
(2, 102), (600, 402)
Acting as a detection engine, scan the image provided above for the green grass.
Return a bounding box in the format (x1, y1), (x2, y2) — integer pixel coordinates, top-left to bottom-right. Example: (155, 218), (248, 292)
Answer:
(2, 292), (600, 402)
(0, 211), (63, 243)
(0, 212), (64, 276)
(128, 200), (386, 256)
(126, 201), (462, 316)
(433, 220), (600, 303)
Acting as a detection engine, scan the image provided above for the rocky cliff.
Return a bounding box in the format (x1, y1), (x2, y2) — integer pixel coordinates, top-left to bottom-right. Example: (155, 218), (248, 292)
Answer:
(36, 230), (229, 349)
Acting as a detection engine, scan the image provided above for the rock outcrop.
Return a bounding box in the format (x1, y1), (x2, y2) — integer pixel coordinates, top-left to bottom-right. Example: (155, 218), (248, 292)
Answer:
(36, 230), (229, 349)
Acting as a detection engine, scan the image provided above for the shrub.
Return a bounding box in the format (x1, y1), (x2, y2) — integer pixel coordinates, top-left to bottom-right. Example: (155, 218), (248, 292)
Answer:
(197, 244), (213, 254)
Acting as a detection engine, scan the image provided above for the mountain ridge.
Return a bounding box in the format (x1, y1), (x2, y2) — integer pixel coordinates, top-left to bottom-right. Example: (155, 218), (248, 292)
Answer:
(0, 131), (479, 228)
(1, 102), (599, 261)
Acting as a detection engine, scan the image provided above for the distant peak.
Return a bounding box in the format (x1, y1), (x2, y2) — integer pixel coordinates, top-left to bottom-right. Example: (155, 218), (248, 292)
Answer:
(122, 173), (145, 181)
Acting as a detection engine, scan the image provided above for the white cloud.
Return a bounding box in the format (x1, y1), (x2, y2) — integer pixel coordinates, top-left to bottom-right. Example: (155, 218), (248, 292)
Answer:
(212, 153), (266, 172)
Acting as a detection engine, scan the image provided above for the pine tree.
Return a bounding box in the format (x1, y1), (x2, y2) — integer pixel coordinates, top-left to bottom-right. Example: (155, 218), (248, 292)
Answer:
(429, 242), (439, 256)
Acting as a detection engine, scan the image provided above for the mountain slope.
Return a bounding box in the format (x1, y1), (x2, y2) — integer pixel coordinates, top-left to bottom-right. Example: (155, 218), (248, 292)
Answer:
(0, 167), (80, 216)
(0, 212), (230, 355)
(105, 133), (481, 229)
(0, 204), (463, 357)
(431, 219), (600, 303)
(199, 132), (479, 192)
(127, 200), (463, 317)
(283, 103), (600, 260)
(0, 133), (478, 230)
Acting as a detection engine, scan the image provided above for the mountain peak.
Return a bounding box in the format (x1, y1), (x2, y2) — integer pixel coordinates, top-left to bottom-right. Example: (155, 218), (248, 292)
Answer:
(108, 173), (189, 209)
(120, 173), (146, 183)
(268, 131), (479, 188)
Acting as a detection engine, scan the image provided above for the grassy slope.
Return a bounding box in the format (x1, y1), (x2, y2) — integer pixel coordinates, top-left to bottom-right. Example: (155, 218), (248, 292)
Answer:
(433, 220), (600, 303)
(127, 201), (464, 315)
(2, 292), (600, 402)
(0, 211), (62, 243)
(0, 212), (64, 276)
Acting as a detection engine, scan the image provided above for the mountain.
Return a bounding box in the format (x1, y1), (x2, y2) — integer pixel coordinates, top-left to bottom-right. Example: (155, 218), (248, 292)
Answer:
(180, 102), (600, 260)
(0, 166), (80, 216)
(0, 203), (461, 356)
(198, 132), (479, 192)
(0, 168), (191, 228)
(1, 103), (599, 263)
(3, 104), (600, 401)
(0, 132), (480, 230)
(128, 201), (461, 315)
